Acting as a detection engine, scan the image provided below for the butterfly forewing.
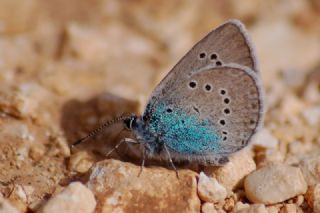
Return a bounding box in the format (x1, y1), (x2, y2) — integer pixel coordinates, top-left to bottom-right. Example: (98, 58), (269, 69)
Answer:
(146, 19), (259, 111)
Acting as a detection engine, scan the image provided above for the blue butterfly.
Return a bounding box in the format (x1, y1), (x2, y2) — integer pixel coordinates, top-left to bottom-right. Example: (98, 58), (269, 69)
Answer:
(72, 20), (264, 175)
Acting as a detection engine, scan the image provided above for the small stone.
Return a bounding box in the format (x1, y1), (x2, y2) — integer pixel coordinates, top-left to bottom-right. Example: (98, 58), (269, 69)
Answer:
(244, 164), (307, 204)
(255, 148), (284, 168)
(251, 128), (279, 149)
(236, 204), (268, 213)
(302, 107), (320, 126)
(202, 202), (218, 213)
(204, 149), (256, 191)
(288, 141), (312, 155)
(305, 184), (320, 212)
(295, 195), (304, 206)
(299, 155), (320, 186)
(38, 182), (96, 213)
(266, 206), (280, 213)
(29, 145), (45, 161)
(0, 196), (21, 213)
(198, 172), (227, 203)
(87, 159), (200, 213)
(233, 201), (250, 212)
(68, 151), (96, 174)
(223, 197), (235, 212)
(280, 204), (301, 213)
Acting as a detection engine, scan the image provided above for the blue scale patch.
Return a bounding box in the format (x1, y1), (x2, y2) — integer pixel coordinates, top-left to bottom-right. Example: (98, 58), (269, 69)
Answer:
(148, 103), (221, 154)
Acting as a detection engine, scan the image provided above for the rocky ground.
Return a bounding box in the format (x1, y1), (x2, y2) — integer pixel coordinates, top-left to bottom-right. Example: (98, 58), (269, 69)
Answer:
(0, 0), (320, 213)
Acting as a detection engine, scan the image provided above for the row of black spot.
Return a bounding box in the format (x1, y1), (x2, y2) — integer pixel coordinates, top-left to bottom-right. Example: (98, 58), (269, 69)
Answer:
(199, 52), (222, 66)
(188, 81), (212, 92)
(220, 89), (230, 141)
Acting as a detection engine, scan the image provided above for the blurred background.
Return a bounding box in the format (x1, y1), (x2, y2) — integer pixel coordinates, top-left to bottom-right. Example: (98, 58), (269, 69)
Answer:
(0, 0), (320, 211)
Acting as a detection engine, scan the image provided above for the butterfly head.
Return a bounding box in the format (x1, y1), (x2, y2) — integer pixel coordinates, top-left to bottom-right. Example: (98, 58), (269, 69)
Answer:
(123, 114), (139, 130)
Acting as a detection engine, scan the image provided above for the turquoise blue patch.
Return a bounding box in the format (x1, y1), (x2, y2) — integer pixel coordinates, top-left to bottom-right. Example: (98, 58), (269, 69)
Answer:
(148, 103), (221, 154)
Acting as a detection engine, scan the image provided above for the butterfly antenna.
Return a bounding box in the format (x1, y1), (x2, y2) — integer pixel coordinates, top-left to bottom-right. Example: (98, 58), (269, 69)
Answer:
(71, 114), (131, 148)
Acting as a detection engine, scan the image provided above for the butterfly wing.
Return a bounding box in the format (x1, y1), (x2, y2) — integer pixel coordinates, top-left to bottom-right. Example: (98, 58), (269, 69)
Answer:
(144, 65), (263, 164)
(146, 19), (259, 111)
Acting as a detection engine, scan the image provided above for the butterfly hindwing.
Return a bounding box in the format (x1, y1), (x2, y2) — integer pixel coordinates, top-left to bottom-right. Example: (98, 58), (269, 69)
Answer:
(144, 65), (263, 163)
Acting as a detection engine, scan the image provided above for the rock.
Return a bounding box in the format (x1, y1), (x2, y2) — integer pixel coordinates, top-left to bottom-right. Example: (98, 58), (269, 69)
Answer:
(251, 128), (279, 149)
(255, 148), (284, 168)
(244, 164), (307, 204)
(202, 202), (218, 213)
(236, 204), (268, 213)
(233, 201), (250, 212)
(86, 159), (200, 213)
(0, 87), (35, 119)
(0, 196), (21, 213)
(223, 197), (235, 212)
(68, 151), (96, 174)
(280, 204), (301, 213)
(198, 172), (227, 203)
(228, 0), (258, 21)
(38, 182), (96, 213)
(302, 107), (320, 126)
(0, 0), (39, 33)
(252, 19), (320, 85)
(299, 155), (320, 186)
(288, 141), (312, 155)
(305, 184), (320, 212)
(266, 206), (280, 213)
(204, 149), (256, 191)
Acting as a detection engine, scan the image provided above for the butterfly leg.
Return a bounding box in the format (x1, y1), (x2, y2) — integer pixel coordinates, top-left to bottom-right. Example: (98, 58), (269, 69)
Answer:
(138, 145), (147, 177)
(106, 138), (139, 157)
(163, 144), (179, 179)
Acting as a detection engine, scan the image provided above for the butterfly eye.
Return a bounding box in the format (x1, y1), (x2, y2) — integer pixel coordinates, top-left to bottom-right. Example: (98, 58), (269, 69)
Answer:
(166, 108), (173, 113)
(199, 52), (206, 59)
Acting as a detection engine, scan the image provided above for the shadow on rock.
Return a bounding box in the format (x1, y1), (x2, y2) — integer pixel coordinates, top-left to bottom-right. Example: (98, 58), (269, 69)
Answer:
(60, 92), (141, 163)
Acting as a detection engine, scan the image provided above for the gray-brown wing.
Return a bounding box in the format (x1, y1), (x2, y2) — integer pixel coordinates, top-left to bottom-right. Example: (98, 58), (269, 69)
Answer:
(147, 65), (264, 156)
(146, 20), (259, 114)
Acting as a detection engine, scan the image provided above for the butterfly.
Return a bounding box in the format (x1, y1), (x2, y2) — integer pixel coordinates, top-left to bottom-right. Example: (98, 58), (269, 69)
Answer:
(72, 19), (264, 174)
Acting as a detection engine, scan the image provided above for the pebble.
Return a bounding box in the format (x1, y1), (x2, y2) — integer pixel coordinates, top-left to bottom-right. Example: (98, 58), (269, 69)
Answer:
(251, 128), (279, 149)
(255, 148), (284, 168)
(266, 206), (279, 213)
(236, 204), (268, 213)
(299, 154), (320, 186)
(86, 159), (200, 213)
(280, 204), (301, 213)
(233, 201), (250, 212)
(305, 183), (320, 212)
(204, 149), (256, 191)
(202, 202), (217, 213)
(302, 107), (320, 126)
(68, 151), (96, 173)
(244, 164), (307, 204)
(0, 196), (21, 213)
(198, 172), (227, 203)
(38, 182), (96, 213)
